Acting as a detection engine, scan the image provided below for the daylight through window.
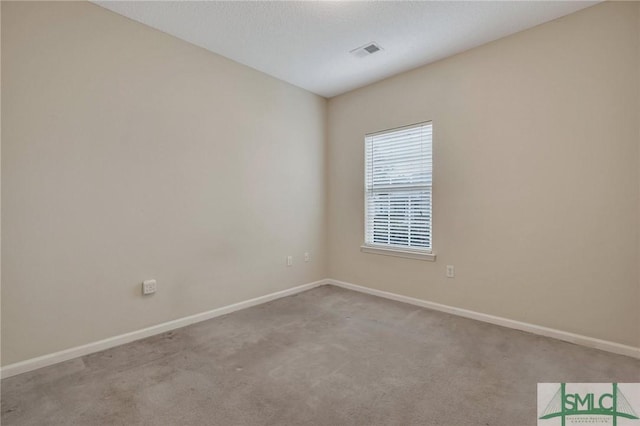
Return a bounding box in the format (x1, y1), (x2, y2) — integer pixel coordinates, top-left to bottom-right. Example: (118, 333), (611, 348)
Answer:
(364, 122), (432, 253)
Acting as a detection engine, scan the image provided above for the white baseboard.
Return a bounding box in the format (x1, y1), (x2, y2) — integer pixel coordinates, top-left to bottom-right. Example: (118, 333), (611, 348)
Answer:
(4, 277), (637, 379)
(1, 279), (327, 379)
(327, 278), (640, 360)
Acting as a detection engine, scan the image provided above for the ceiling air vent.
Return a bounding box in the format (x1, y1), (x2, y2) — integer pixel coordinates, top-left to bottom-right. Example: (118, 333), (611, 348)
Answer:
(350, 42), (383, 58)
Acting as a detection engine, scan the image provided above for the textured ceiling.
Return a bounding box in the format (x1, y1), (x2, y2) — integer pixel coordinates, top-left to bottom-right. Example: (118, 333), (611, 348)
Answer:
(94, 1), (599, 98)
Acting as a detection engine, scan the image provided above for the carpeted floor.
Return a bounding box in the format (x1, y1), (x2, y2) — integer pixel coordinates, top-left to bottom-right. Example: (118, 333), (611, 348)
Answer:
(2, 285), (639, 425)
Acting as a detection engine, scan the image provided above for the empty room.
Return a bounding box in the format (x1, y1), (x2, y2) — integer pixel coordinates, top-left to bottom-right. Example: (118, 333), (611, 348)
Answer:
(1, 1), (639, 425)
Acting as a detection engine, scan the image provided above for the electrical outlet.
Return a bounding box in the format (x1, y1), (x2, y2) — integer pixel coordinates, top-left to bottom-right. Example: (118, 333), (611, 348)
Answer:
(142, 279), (157, 295)
(286, 256), (293, 267)
(446, 265), (455, 278)
(304, 252), (310, 262)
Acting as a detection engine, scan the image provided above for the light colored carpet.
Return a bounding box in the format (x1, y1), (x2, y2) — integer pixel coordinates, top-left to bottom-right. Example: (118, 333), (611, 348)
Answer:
(2, 285), (639, 425)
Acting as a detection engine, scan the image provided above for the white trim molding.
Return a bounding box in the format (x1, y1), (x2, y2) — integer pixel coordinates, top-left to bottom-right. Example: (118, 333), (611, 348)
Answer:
(327, 278), (640, 360)
(3, 277), (638, 379)
(360, 245), (436, 261)
(0, 279), (327, 379)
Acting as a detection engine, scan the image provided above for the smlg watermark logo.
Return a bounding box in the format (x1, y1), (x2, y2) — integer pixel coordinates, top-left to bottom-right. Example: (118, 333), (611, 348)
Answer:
(538, 383), (640, 426)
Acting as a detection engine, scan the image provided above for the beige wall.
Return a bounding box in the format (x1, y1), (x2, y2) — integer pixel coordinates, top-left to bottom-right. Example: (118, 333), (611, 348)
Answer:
(0, 0), (3, 369)
(637, 4), (640, 349)
(1, 1), (327, 365)
(2, 0), (639, 367)
(328, 2), (640, 347)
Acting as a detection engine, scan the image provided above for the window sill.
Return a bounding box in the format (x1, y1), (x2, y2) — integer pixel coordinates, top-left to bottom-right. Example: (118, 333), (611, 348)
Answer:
(360, 245), (436, 261)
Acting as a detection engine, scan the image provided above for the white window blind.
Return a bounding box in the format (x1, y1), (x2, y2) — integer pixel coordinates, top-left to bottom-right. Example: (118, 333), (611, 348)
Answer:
(364, 121), (432, 252)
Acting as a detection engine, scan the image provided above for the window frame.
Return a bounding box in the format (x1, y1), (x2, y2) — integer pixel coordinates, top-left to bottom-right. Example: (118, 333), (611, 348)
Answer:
(361, 121), (435, 262)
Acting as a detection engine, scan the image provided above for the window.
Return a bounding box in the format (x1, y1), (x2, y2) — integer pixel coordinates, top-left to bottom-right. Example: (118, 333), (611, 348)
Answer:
(362, 121), (434, 260)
